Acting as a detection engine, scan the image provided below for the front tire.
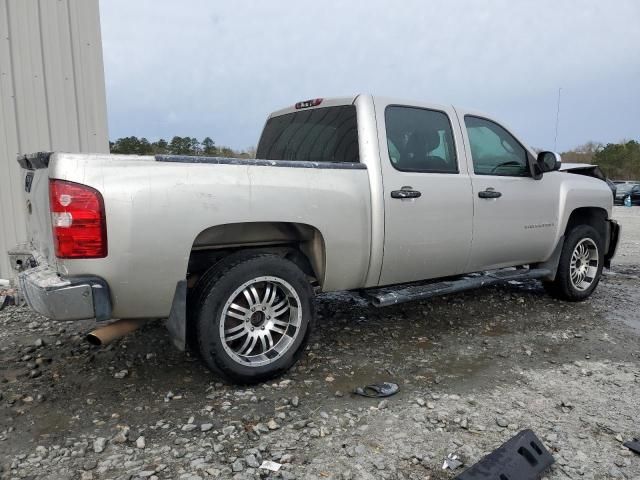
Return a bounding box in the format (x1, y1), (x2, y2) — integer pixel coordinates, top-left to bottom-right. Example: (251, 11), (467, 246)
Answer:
(544, 225), (604, 301)
(193, 253), (315, 384)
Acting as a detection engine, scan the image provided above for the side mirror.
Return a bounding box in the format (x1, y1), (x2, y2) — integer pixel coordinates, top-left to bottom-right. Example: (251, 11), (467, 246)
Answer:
(532, 151), (562, 178)
(537, 151), (562, 172)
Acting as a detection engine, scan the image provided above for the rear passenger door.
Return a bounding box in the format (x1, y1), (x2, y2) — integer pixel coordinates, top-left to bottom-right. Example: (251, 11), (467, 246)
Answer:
(376, 100), (474, 285)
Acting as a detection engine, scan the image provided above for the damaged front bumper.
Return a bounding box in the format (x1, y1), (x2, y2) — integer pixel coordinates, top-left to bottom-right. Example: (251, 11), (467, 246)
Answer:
(8, 247), (111, 321)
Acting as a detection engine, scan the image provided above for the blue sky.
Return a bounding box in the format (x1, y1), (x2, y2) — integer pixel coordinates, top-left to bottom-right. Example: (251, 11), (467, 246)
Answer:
(100, 0), (640, 152)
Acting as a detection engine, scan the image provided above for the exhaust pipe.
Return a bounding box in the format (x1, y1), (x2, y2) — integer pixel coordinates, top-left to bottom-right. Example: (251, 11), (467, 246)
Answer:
(86, 318), (148, 346)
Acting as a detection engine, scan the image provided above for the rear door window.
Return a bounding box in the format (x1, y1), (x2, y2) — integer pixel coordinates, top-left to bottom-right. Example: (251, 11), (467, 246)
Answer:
(384, 106), (458, 173)
(257, 106), (359, 163)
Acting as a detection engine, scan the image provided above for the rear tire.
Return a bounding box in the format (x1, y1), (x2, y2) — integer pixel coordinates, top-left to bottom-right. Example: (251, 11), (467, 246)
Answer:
(192, 253), (315, 384)
(544, 225), (604, 301)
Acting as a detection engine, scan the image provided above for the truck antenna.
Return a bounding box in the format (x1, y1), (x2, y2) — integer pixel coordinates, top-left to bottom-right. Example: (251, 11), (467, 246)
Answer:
(554, 87), (562, 151)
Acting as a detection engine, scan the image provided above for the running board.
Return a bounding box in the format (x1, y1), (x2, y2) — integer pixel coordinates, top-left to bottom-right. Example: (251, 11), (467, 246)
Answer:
(367, 268), (552, 307)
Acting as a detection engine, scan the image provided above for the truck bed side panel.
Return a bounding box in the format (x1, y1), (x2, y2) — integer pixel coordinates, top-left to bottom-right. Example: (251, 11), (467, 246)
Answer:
(48, 154), (372, 319)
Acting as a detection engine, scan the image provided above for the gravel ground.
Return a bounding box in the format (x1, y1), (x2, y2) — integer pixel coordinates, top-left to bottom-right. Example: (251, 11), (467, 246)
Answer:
(1, 207), (639, 480)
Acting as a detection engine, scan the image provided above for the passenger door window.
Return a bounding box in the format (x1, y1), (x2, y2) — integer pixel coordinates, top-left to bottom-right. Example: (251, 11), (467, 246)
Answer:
(464, 116), (529, 176)
(385, 106), (458, 173)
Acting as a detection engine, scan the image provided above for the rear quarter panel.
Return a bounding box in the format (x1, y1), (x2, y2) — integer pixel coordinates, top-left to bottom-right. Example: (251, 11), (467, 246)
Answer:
(49, 153), (372, 318)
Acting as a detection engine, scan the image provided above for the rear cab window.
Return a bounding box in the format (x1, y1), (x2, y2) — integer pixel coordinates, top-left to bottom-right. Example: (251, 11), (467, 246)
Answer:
(256, 106), (359, 163)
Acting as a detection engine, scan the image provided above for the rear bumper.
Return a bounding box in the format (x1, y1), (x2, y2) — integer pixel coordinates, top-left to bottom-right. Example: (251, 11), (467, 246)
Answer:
(16, 264), (112, 321)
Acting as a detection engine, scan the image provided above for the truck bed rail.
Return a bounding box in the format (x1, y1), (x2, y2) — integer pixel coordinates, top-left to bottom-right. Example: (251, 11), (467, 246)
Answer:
(155, 154), (367, 170)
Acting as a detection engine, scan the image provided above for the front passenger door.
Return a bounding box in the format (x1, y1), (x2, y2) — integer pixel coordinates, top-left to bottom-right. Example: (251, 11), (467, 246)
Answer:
(462, 114), (559, 272)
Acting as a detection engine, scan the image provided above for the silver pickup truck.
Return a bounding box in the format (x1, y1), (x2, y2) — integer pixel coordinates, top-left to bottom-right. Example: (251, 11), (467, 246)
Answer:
(9, 95), (620, 383)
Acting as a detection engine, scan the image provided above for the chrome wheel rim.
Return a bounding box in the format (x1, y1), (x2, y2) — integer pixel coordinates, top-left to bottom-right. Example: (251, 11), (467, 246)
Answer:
(220, 276), (301, 367)
(569, 238), (599, 291)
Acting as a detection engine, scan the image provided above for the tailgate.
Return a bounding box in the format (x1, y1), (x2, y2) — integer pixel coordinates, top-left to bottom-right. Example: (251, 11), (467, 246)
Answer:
(16, 153), (55, 267)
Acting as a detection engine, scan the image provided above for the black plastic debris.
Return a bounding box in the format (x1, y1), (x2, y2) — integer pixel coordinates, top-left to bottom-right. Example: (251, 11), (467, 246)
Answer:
(353, 382), (399, 398)
(455, 429), (554, 480)
(624, 438), (640, 455)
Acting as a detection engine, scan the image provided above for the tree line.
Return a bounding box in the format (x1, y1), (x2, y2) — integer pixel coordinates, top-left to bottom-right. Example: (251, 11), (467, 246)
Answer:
(561, 140), (640, 180)
(109, 136), (256, 158)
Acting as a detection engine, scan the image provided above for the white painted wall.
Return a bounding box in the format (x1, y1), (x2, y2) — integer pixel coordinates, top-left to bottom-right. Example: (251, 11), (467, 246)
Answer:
(0, 0), (108, 278)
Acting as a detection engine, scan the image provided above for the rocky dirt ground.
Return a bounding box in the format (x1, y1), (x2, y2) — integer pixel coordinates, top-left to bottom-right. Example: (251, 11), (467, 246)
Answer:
(1, 207), (639, 480)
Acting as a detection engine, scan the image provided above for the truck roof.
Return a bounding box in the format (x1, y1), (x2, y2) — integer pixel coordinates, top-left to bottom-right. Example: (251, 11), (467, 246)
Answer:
(269, 94), (457, 119)
(266, 95), (539, 160)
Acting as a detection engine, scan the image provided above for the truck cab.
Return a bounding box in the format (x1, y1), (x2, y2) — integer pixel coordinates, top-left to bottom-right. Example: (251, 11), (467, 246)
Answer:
(259, 96), (616, 285)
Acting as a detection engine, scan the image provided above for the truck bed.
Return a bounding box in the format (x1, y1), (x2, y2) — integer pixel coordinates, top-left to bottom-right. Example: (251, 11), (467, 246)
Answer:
(17, 152), (373, 319)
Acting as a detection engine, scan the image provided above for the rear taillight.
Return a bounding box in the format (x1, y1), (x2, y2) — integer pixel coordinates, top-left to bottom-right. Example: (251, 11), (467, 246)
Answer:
(49, 179), (107, 258)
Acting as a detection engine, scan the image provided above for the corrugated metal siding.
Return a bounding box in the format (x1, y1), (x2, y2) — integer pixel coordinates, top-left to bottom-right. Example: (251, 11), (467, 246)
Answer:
(0, 0), (108, 279)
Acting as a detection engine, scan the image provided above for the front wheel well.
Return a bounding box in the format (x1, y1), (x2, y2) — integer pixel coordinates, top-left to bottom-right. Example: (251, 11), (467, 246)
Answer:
(564, 207), (608, 242)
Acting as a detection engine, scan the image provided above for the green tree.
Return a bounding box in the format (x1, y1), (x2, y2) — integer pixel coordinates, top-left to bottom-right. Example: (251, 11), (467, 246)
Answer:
(561, 142), (602, 165)
(152, 139), (169, 154)
(188, 137), (201, 155)
(593, 140), (640, 180)
(110, 136), (138, 154)
(169, 136), (192, 155)
(138, 137), (153, 155)
(202, 137), (217, 156)
(110, 136), (152, 155)
(219, 146), (235, 157)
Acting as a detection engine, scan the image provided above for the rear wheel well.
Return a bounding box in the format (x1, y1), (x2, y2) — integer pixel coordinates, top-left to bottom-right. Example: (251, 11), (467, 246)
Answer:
(183, 222), (324, 354)
(186, 222), (325, 287)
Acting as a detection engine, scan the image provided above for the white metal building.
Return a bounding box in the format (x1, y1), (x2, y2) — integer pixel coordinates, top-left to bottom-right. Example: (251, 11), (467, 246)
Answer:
(0, 0), (109, 279)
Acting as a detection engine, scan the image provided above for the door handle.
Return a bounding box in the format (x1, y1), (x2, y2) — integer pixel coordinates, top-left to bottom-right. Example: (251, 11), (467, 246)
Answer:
(391, 187), (422, 199)
(478, 189), (502, 199)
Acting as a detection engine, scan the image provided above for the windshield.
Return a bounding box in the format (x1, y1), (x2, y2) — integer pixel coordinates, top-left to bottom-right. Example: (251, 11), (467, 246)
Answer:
(256, 105), (359, 163)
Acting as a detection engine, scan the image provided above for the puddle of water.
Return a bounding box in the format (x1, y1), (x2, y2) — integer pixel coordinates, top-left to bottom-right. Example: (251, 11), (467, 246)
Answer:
(30, 409), (73, 439)
(328, 364), (396, 396)
(611, 313), (640, 332)
(482, 323), (512, 337)
(0, 365), (27, 382)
